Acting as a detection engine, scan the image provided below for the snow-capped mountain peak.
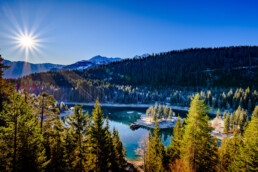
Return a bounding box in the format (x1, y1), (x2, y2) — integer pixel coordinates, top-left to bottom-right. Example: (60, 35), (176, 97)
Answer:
(133, 53), (150, 59)
(89, 55), (121, 65)
(62, 56), (122, 71)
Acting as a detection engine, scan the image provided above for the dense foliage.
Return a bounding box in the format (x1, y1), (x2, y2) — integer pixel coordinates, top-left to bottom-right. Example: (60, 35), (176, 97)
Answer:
(0, 60), (126, 171)
(143, 94), (258, 172)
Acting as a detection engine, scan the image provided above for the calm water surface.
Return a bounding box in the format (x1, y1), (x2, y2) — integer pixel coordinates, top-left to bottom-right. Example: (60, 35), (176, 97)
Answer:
(65, 105), (217, 160)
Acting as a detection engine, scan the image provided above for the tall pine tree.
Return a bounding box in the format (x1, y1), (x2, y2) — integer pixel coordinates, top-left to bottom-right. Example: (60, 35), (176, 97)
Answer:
(181, 94), (218, 172)
(145, 120), (165, 172)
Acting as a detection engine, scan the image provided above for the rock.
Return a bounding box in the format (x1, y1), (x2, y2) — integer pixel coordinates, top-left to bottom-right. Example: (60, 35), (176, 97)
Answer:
(130, 123), (140, 130)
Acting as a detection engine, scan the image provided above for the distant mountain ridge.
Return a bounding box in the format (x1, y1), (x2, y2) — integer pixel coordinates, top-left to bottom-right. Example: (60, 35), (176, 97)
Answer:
(89, 55), (121, 65)
(3, 55), (122, 78)
(3, 60), (64, 78)
(62, 56), (122, 71)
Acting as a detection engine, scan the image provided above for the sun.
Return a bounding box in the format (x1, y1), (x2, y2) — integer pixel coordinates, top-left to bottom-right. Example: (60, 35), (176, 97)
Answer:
(12, 31), (42, 61)
(19, 35), (34, 48)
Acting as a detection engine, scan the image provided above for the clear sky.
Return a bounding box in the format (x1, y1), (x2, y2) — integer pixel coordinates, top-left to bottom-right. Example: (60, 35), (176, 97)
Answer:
(0, 0), (258, 64)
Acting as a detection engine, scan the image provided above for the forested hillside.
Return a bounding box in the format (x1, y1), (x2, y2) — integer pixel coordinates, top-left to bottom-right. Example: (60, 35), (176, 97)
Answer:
(11, 46), (258, 112)
(84, 46), (258, 87)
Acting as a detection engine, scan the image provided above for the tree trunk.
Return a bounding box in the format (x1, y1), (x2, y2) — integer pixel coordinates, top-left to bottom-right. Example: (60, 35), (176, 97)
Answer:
(41, 96), (44, 132)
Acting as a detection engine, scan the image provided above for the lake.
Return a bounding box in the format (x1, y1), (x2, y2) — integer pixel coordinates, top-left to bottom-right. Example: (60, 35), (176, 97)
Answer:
(63, 104), (216, 160)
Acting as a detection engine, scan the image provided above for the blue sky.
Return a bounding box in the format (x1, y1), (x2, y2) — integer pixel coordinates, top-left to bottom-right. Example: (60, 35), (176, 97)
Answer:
(0, 0), (258, 64)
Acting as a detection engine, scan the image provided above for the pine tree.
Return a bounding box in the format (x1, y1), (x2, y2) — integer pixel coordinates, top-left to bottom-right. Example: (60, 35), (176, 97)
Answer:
(0, 54), (11, 123)
(158, 104), (162, 119)
(145, 120), (165, 172)
(88, 99), (110, 172)
(112, 127), (126, 171)
(232, 106), (258, 171)
(218, 138), (231, 171)
(223, 112), (226, 119)
(168, 116), (183, 162)
(33, 92), (58, 132)
(163, 105), (168, 119)
(218, 134), (243, 172)
(216, 109), (220, 118)
(46, 115), (67, 172)
(224, 113), (230, 133)
(103, 117), (115, 171)
(168, 108), (173, 119)
(181, 94), (218, 171)
(0, 91), (48, 171)
(65, 105), (90, 171)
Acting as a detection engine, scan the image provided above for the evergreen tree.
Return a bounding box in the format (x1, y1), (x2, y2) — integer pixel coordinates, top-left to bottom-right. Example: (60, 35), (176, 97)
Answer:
(112, 127), (126, 171)
(168, 116), (183, 162)
(224, 113), (230, 133)
(34, 92), (58, 132)
(88, 99), (111, 171)
(157, 104), (162, 119)
(216, 109), (220, 118)
(168, 108), (172, 119)
(0, 91), (48, 171)
(218, 133), (243, 172)
(46, 115), (67, 172)
(223, 112), (226, 119)
(232, 106), (258, 171)
(181, 94), (218, 171)
(163, 105), (169, 119)
(65, 105), (90, 171)
(145, 120), (165, 172)
(0, 55), (11, 125)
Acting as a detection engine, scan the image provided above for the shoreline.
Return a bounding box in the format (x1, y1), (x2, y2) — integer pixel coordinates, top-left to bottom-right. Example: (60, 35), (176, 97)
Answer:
(64, 102), (227, 116)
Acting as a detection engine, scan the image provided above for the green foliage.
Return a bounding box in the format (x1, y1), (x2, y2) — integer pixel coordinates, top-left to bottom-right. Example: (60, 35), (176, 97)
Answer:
(33, 92), (58, 132)
(63, 105), (90, 171)
(87, 99), (126, 171)
(167, 116), (183, 162)
(224, 113), (230, 133)
(181, 94), (218, 171)
(231, 106), (258, 171)
(112, 127), (126, 171)
(216, 109), (220, 118)
(218, 133), (243, 172)
(146, 103), (172, 121)
(0, 91), (48, 171)
(0, 54), (11, 115)
(145, 121), (166, 172)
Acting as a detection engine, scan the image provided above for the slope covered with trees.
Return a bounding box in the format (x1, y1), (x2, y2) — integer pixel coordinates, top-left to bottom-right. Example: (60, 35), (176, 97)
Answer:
(83, 46), (258, 88)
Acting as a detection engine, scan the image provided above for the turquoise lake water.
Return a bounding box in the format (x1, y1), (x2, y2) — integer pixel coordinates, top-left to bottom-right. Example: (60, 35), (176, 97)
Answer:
(65, 105), (217, 160)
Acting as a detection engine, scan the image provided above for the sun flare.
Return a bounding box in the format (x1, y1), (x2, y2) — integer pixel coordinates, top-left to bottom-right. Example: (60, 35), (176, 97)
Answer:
(12, 31), (42, 61)
(19, 35), (34, 48)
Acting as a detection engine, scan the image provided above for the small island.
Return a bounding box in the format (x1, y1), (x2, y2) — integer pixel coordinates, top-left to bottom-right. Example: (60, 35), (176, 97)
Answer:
(130, 103), (184, 129)
(131, 115), (183, 129)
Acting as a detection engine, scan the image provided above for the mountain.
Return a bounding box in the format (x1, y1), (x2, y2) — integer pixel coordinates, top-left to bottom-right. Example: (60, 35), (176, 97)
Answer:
(3, 56), (122, 78)
(89, 55), (121, 65)
(3, 60), (64, 78)
(133, 53), (150, 59)
(62, 56), (122, 71)
(62, 60), (95, 71)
